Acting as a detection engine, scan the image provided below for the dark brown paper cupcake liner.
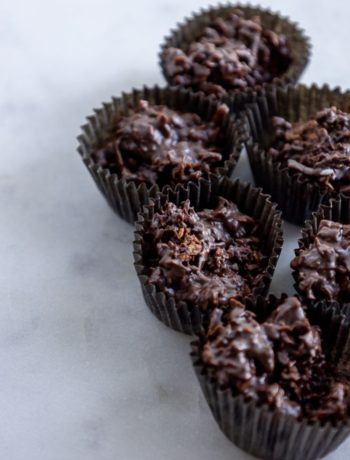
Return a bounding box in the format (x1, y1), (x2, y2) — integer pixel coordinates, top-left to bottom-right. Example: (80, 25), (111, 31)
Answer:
(77, 85), (247, 224)
(159, 3), (311, 99)
(133, 175), (283, 335)
(191, 294), (350, 460)
(244, 83), (350, 225)
(292, 195), (350, 303)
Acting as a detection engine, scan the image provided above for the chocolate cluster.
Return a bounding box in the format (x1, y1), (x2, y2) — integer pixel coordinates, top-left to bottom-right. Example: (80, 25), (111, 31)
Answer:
(93, 100), (229, 187)
(142, 197), (266, 310)
(162, 9), (292, 96)
(267, 107), (350, 192)
(200, 297), (350, 422)
(291, 219), (350, 301)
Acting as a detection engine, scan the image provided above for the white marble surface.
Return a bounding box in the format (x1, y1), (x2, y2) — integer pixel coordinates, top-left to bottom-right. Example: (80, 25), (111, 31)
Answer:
(1, 0), (350, 458)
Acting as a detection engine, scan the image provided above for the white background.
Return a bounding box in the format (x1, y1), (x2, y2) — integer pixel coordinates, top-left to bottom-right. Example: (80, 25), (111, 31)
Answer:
(1, 0), (350, 459)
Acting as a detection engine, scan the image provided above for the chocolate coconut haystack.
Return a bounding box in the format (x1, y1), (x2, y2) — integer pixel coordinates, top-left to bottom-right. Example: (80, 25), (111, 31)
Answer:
(291, 219), (350, 301)
(267, 107), (350, 193)
(142, 197), (267, 310)
(93, 100), (230, 187)
(200, 297), (350, 422)
(163, 9), (292, 96)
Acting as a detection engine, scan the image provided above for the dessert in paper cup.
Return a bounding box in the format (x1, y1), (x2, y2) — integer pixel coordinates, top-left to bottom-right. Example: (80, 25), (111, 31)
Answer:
(191, 294), (350, 460)
(245, 83), (350, 224)
(77, 86), (247, 223)
(160, 4), (310, 98)
(292, 195), (350, 304)
(133, 175), (283, 334)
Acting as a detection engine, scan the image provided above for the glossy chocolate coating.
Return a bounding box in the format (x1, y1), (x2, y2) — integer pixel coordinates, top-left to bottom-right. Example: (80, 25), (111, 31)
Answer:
(142, 197), (266, 310)
(200, 297), (350, 422)
(267, 107), (350, 192)
(291, 219), (350, 301)
(93, 100), (229, 187)
(162, 9), (291, 96)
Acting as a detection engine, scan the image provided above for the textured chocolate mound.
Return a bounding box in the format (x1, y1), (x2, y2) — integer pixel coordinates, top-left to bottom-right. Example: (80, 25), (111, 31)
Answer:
(291, 219), (350, 301)
(93, 100), (229, 187)
(200, 297), (350, 422)
(267, 107), (350, 192)
(142, 197), (266, 310)
(162, 9), (291, 96)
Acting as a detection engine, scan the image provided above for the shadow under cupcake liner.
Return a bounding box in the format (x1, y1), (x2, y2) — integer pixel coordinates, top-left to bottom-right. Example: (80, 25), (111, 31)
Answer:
(159, 3), (311, 98)
(244, 83), (350, 225)
(292, 195), (350, 303)
(133, 175), (283, 335)
(77, 85), (247, 224)
(191, 294), (350, 460)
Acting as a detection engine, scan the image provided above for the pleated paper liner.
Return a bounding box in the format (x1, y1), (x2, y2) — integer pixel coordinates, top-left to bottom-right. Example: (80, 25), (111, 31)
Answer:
(191, 294), (350, 460)
(133, 175), (283, 335)
(244, 83), (350, 225)
(77, 85), (247, 225)
(159, 3), (311, 99)
(292, 195), (350, 304)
